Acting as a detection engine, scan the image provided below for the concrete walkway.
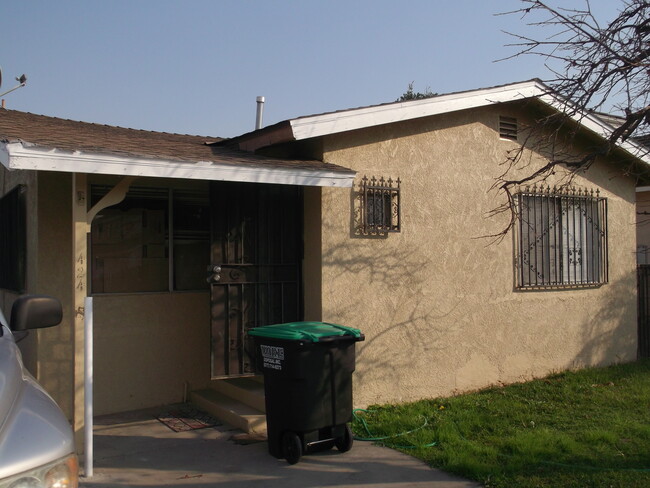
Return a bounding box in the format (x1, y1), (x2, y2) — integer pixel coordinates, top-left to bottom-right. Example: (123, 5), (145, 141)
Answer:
(80, 406), (481, 488)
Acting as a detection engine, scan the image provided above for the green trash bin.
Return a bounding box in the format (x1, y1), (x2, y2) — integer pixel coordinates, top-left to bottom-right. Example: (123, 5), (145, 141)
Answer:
(248, 321), (364, 464)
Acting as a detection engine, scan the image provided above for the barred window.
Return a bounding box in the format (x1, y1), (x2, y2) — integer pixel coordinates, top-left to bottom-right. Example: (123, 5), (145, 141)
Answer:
(361, 175), (400, 234)
(516, 186), (608, 289)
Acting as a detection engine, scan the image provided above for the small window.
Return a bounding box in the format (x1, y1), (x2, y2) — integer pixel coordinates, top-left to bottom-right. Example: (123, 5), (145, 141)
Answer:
(499, 116), (518, 141)
(515, 186), (608, 289)
(0, 185), (27, 292)
(361, 176), (400, 234)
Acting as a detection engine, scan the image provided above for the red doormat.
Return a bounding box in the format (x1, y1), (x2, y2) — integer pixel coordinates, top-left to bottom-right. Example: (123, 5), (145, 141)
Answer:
(156, 406), (221, 432)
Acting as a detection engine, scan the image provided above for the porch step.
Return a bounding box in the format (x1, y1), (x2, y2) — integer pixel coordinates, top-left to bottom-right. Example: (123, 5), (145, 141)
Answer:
(190, 377), (267, 434)
(191, 388), (267, 434)
(211, 377), (266, 413)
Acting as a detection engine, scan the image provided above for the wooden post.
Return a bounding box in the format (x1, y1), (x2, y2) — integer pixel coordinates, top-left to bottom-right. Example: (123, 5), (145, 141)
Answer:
(72, 173), (88, 448)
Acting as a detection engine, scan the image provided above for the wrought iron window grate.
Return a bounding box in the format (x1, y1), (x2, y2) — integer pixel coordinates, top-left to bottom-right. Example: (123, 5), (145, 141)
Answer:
(515, 185), (608, 289)
(361, 175), (401, 234)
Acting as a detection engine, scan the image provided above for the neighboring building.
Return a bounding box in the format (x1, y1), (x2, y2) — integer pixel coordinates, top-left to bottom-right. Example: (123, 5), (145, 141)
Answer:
(1, 79), (648, 440)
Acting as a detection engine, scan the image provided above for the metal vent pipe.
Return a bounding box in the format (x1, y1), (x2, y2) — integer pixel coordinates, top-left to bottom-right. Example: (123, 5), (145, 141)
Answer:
(255, 96), (265, 130)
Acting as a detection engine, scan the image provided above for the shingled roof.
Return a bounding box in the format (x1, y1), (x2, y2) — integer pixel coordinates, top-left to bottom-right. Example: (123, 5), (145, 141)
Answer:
(0, 109), (355, 187)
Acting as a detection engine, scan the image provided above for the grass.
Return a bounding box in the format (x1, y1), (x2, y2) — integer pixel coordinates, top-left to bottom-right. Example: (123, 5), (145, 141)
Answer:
(351, 359), (650, 488)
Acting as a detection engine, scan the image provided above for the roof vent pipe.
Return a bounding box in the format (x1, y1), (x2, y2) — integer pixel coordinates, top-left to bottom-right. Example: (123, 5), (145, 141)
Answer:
(255, 96), (265, 130)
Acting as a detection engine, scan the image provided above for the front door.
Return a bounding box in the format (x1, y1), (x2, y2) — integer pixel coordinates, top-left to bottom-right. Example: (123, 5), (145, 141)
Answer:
(209, 182), (303, 377)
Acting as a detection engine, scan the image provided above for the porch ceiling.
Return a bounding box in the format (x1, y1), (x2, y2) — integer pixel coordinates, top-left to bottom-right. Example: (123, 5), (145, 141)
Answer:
(0, 110), (355, 187)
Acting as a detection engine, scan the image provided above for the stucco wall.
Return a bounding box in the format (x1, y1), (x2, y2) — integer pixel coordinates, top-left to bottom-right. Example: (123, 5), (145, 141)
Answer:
(0, 167), (39, 374)
(35, 172), (74, 417)
(0, 169), (75, 416)
(319, 105), (638, 407)
(93, 292), (210, 415)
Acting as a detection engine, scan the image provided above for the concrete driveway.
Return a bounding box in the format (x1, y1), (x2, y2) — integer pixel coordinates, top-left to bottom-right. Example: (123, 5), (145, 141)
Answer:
(79, 406), (481, 488)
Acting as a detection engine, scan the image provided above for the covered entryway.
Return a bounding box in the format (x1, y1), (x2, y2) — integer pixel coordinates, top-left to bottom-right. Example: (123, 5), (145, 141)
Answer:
(0, 108), (356, 447)
(209, 181), (303, 377)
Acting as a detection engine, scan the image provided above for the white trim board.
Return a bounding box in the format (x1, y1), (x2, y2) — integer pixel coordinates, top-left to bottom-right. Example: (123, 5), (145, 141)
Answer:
(286, 80), (650, 166)
(0, 142), (355, 188)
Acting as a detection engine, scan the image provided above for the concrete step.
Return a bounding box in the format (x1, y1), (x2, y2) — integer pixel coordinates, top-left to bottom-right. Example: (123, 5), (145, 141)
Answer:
(210, 377), (266, 412)
(191, 388), (267, 434)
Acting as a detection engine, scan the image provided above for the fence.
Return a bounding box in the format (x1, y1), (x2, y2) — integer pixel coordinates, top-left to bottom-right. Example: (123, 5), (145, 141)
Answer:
(637, 265), (650, 358)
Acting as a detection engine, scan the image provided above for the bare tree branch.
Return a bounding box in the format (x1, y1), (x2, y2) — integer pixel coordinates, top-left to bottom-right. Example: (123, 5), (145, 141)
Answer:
(491, 0), (650, 238)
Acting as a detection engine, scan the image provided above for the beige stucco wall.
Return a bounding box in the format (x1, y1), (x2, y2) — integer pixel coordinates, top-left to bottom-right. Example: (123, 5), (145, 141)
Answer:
(0, 169), (75, 416)
(35, 172), (75, 416)
(93, 292), (209, 415)
(0, 167), (39, 374)
(318, 105), (638, 407)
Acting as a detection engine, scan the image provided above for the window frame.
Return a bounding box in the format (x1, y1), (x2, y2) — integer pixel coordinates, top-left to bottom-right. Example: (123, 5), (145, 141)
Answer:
(515, 186), (608, 289)
(90, 184), (209, 295)
(360, 175), (401, 234)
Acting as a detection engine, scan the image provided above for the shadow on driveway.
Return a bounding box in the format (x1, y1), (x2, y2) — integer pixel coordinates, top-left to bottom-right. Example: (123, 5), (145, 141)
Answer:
(80, 407), (481, 488)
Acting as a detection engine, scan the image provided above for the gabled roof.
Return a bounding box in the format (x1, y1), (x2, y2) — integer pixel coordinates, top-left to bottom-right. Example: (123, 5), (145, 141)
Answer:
(225, 79), (650, 166)
(0, 110), (355, 187)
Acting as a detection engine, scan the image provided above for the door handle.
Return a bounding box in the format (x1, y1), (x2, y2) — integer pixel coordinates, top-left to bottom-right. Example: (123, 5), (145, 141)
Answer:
(206, 265), (222, 283)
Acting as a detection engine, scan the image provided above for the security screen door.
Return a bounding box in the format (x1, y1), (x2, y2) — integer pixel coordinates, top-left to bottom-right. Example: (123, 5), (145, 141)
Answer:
(209, 181), (302, 377)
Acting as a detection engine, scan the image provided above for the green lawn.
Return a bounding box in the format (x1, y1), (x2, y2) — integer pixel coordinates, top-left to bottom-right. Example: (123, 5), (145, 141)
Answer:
(352, 359), (650, 488)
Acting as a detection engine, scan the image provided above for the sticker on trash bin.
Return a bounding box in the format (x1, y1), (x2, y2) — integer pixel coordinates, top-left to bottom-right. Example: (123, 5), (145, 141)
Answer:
(260, 345), (285, 370)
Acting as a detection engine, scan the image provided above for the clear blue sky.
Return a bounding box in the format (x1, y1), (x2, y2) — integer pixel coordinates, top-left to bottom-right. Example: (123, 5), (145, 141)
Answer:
(0, 1), (622, 138)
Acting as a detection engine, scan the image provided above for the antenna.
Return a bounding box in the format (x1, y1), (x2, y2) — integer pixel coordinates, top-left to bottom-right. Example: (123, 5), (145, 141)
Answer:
(0, 70), (28, 98)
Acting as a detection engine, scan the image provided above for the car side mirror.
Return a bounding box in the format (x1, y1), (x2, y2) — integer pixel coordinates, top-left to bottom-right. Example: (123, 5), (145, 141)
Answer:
(10, 295), (63, 331)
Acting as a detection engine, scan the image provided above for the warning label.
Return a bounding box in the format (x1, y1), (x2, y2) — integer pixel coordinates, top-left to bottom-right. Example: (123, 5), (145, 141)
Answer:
(260, 345), (285, 370)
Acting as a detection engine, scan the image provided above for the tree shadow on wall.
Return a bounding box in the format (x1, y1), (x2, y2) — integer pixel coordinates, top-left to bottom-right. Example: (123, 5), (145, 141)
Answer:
(572, 273), (639, 369)
(319, 233), (470, 401)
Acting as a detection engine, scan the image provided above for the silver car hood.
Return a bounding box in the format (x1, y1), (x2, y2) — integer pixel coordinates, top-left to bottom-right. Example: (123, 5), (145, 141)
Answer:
(0, 324), (75, 480)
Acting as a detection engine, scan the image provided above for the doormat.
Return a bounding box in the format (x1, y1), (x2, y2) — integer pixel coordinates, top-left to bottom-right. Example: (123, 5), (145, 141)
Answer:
(156, 406), (221, 432)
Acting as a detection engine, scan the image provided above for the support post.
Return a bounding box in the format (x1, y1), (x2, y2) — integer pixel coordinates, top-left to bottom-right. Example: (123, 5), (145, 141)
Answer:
(84, 296), (93, 478)
(72, 173), (88, 451)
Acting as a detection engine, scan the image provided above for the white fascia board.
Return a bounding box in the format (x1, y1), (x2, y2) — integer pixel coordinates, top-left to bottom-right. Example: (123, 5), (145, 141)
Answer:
(289, 81), (544, 140)
(637, 186), (650, 192)
(1, 142), (355, 188)
(536, 92), (650, 165)
(288, 79), (650, 167)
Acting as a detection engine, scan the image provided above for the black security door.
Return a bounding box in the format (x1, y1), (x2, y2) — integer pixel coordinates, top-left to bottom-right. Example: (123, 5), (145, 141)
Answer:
(209, 182), (303, 377)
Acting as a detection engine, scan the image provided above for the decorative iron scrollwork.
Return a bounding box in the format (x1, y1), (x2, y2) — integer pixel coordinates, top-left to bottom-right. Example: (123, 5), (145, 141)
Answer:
(357, 175), (401, 235)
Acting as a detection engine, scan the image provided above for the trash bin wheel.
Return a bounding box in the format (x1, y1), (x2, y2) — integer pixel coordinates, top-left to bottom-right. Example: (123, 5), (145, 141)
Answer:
(335, 424), (353, 452)
(282, 431), (302, 465)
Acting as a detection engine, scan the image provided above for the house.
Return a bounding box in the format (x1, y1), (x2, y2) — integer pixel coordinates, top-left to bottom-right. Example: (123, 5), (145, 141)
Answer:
(1, 79), (648, 442)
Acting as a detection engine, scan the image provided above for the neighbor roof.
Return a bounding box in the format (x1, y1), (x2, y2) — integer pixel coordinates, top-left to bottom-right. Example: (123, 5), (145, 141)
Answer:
(0, 110), (355, 187)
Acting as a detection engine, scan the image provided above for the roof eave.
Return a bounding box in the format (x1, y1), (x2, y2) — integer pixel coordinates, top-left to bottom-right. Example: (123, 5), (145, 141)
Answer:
(288, 80), (546, 140)
(0, 142), (355, 188)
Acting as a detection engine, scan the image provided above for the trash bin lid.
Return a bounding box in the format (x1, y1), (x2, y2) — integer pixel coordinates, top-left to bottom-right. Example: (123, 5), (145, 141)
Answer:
(248, 321), (362, 342)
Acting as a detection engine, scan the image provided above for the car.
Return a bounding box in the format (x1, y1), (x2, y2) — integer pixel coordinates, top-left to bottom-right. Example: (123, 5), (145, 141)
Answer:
(0, 295), (79, 488)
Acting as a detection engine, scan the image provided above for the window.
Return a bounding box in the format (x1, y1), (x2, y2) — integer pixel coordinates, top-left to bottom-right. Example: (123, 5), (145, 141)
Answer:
(499, 116), (518, 141)
(0, 185), (26, 292)
(360, 175), (401, 234)
(90, 185), (209, 293)
(516, 187), (608, 289)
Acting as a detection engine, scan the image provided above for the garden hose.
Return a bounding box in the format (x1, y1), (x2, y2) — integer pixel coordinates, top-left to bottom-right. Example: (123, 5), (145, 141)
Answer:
(352, 408), (437, 449)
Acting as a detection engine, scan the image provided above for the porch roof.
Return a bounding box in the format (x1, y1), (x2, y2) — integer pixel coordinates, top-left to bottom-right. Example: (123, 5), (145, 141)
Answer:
(0, 109), (355, 187)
